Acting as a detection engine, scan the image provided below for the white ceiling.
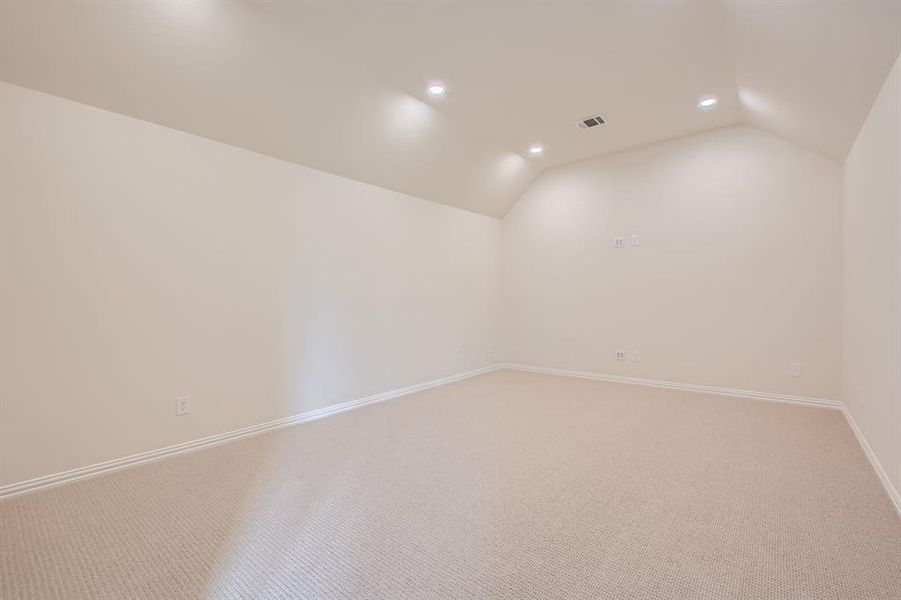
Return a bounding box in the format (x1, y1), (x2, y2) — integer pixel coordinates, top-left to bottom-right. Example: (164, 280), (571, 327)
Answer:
(2, 1), (900, 217)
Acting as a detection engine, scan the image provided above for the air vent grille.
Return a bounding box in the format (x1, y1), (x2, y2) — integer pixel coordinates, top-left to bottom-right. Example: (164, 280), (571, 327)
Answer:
(576, 115), (606, 130)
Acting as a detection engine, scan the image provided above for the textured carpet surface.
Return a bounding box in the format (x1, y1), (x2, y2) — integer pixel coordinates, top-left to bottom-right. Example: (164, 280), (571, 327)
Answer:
(2, 369), (900, 599)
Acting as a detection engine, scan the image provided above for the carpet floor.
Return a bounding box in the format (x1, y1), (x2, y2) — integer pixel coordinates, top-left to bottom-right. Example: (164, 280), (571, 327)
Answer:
(2, 369), (900, 599)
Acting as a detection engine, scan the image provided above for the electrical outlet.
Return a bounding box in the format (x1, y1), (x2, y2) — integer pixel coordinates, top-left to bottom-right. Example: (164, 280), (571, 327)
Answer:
(613, 237), (625, 248)
(176, 395), (191, 416)
(790, 362), (802, 377)
(615, 349), (626, 361)
(630, 234), (640, 247)
(632, 350), (641, 362)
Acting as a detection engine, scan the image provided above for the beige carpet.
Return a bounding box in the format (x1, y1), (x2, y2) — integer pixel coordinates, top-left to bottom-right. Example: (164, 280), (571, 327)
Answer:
(2, 369), (900, 599)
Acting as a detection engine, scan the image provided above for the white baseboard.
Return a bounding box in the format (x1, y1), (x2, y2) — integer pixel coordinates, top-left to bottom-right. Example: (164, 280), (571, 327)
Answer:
(5, 362), (898, 519)
(841, 406), (901, 517)
(499, 363), (843, 409)
(0, 364), (503, 500)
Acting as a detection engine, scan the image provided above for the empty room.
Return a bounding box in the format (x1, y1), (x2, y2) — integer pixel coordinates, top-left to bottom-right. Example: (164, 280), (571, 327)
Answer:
(1, 1), (900, 598)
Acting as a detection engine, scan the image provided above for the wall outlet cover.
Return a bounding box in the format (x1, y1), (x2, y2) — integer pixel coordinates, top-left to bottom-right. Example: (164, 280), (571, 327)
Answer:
(613, 237), (625, 248)
(176, 395), (192, 416)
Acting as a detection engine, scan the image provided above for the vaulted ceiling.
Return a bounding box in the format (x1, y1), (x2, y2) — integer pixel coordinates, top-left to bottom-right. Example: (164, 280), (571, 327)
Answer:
(2, 1), (900, 217)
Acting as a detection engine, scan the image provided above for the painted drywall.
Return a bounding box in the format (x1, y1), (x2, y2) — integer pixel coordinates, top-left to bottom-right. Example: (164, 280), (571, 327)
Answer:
(500, 125), (842, 400)
(4, 2), (900, 218)
(0, 82), (501, 487)
(843, 52), (901, 500)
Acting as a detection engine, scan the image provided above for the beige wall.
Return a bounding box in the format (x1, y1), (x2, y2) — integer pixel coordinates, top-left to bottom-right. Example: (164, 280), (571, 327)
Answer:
(3, 76), (891, 494)
(0, 82), (501, 487)
(500, 125), (842, 399)
(843, 52), (901, 499)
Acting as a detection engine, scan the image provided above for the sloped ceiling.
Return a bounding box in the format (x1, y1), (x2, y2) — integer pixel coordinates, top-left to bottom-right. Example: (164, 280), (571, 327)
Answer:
(2, 1), (900, 217)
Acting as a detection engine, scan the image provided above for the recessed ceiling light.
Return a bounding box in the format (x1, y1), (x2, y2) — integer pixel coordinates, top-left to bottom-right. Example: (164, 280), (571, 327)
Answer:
(427, 82), (447, 98)
(528, 144), (544, 156)
(697, 96), (719, 110)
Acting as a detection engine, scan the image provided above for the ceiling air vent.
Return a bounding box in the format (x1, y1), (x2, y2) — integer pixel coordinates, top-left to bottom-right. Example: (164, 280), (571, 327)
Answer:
(576, 115), (606, 130)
